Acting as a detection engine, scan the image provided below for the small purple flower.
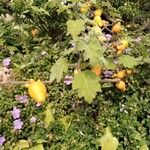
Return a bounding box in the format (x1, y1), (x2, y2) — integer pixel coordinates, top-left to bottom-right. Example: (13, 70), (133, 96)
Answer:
(64, 76), (73, 85)
(2, 58), (11, 67)
(11, 107), (21, 119)
(105, 34), (112, 40)
(134, 37), (141, 43)
(30, 116), (36, 123)
(103, 70), (113, 78)
(13, 119), (23, 130)
(15, 95), (28, 104)
(36, 103), (42, 107)
(0, 136), (5, 146)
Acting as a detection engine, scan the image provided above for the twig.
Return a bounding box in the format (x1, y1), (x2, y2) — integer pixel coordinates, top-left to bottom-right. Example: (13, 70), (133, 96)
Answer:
(100, 78), (120, 83)
(0, 78), (120, 85)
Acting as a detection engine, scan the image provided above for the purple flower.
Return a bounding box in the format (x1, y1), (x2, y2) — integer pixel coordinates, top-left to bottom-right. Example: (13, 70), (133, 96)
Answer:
(134, 37), (141, 43)
(2, 58), (11, 67)
(15, 95), (28, 104)
(11, 107), (21, 119)
(30, 116), (36, 123)
(105, 34), (112, 40)
(0, 136), (5, 146)
(13, 119), (23, 130)
(103, 70), (113, 78)
(36, 103), (42, 107)
(64, 76), (73, 85)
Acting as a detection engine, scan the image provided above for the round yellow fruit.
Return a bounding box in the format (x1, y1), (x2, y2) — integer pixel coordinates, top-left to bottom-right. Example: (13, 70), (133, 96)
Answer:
(91, 65), (102, 76)
(112, 22), (121, 33)
(117, 40), (128, 51)
(114, 70), (126, 79)
(94, 16), (102, 27)
(126, 69), (132, 75)
(26, 79), (47, 103)
(102, 20), (109, 26)
(116, 80), (126, 91)
(94, 9), (102, 16)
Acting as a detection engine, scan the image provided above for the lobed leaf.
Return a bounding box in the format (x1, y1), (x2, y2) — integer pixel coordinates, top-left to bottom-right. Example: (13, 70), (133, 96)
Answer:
(119, 55), (138, 68)
(99, 127), (119, 150)
(66, 19), (85, 40)
(72, 70), (100, 103)
(50, 57), (68, 83)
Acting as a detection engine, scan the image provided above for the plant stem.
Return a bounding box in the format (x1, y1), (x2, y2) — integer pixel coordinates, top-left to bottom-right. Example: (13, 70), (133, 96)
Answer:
(0, 78), (120, 85)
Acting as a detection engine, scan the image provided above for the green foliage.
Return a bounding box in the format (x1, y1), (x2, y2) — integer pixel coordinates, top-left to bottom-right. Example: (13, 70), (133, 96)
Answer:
(73, 71), (100, 103)
(44, 103), (54, 128)
(98, 127), (119, 150)
(50, 57), (68, 83)
(119, 55), (139, 68)
(77, 37), (105, 66)
(67, 19), (85, 40)
(13, 140), (29, 150)
(0, 0), (149, 150)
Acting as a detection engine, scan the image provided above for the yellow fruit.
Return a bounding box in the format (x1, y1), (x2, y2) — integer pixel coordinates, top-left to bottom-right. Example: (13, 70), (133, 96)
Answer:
(80, 5), (88, 13)
(116, 80), (126, 91)
(117, 40), (128, 51)
(126, 69), (132, 75)
(31, 29), (39, 37)
(94, 16), (103, 27)
(26, 79), (47, 103)
(117, 49), (123, 54)
(91, 65), (102, 76)
(94, 9), (102, 16)
(114, 70), (126, 79)
(97, 35), (107, 42)
(102, 20), (109, 26)
(112, 22), (121, 33)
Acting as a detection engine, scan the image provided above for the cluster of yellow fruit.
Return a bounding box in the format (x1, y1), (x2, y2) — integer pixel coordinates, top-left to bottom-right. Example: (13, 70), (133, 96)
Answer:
(91, 66), (133, 92)
(80, 4), (131, 92)
(80, 3), (129, 55)
(112, 22), (129, 54)
(25, 79), (47, 103)
(93, 9), (108, 27)
(113, 69), (132, 91)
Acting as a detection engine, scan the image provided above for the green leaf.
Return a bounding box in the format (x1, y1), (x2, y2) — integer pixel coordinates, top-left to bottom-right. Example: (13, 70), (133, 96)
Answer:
(35, 139), (47, 144)
(104, 58), (116, 70)
(77, 38), (105, 66)
(60, 115), (72, 132)
(119, 55), (138, 68)
(25, 0), (33, 6)
(66, 19), (85, 40)
(99, 127), (119, 150)
(28, 144), (44, 150)
(50, 57), (68, 83)
(140, 144), (149, 150)
(44, 103), (54, 128)
(13, 140), (29, 150)
(30, 6), (50, 16)
(69, 0), (80, 2)
(72, 70), (100, 103)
